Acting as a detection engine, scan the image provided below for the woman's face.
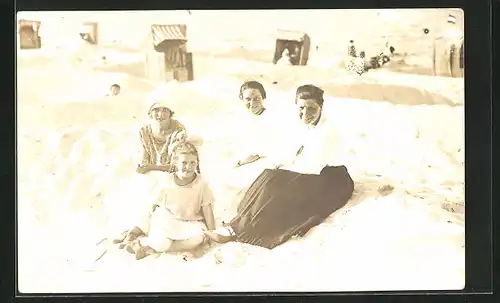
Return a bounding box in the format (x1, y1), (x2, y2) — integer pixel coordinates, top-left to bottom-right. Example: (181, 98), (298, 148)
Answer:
(296, 97), (322, 125)
(151, 107), (172, 127)
(175, 153), (198, 179)
(241, 88), (265, 115)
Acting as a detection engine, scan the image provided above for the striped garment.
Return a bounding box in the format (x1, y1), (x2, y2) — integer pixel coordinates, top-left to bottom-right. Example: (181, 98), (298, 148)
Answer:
(139, 120), (186, 167)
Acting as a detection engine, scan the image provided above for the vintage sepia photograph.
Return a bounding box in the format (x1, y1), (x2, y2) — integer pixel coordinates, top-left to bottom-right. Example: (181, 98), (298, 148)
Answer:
(17, 9), (465, 293)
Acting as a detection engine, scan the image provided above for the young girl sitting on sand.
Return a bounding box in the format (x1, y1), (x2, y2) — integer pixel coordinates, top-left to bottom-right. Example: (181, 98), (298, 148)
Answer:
(119, 141), (217, 260)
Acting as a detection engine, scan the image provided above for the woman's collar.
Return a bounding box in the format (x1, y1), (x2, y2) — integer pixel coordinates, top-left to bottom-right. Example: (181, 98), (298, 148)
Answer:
(253, 107), (266, 116)
(311, 112), (322, 127)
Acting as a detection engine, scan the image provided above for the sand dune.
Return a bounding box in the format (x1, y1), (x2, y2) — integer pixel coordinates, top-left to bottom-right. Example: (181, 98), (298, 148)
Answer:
(17, 9), (464, 293)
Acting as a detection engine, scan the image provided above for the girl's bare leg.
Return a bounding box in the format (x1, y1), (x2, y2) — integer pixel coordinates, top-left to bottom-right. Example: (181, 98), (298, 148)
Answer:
(116, 226), (146, 248)
(168, 235), (207, 252)
(135, 246), (157, 260)
(125, 238), (163, 260)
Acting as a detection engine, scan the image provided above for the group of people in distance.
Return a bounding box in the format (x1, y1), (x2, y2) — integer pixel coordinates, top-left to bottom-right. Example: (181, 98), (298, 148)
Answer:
(345, 39), (394, 76)
(112, 81), (355, 260)
(345, 14), (464, 77)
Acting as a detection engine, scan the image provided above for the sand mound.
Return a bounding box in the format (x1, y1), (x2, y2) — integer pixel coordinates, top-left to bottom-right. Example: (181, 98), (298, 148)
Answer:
(321, 83), (456, 106)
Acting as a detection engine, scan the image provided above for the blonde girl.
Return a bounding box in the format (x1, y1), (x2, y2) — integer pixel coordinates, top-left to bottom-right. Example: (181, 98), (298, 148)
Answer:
(123, 142), (216, 260)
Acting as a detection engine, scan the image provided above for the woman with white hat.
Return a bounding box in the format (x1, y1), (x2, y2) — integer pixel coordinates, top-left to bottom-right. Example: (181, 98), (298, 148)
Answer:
(136, 99), (187, 174)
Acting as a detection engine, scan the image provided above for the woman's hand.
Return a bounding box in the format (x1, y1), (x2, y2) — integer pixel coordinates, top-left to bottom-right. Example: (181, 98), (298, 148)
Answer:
(136, 164), (151, 174)
(137, 164), (170, 173)
(236, 154), (262, 167)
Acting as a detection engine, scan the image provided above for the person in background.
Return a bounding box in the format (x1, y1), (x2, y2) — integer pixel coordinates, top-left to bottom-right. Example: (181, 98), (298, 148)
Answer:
(382, 36), (396, 57)
(290, 45), (301, 65)
(433, 13), (464, 77)
(106, 84), (121, 97)
(276, 48), (293, 66)
(346, 51), (367, 75)
(443, 14), (463, 78)
(347, 40), (357, 57)
(459, 36), (464, 77)
(366, 51), (391, 71)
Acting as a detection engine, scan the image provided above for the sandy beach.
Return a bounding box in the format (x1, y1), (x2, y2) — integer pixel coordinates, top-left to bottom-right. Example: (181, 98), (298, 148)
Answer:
(17, 9), (464, 292)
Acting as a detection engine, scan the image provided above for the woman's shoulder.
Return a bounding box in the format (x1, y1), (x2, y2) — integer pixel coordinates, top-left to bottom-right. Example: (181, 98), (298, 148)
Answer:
(171, 119), (186, 131)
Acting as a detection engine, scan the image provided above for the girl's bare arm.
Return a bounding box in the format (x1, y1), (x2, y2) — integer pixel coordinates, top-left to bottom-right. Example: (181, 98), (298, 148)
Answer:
(202, 204), (216, 231)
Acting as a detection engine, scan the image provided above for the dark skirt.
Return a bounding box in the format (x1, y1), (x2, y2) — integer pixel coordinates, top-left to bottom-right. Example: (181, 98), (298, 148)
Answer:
(229, 165), (354, 249)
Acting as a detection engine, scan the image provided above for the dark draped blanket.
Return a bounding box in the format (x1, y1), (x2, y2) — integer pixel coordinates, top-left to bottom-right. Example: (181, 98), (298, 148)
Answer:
(229, 165), (354, 249)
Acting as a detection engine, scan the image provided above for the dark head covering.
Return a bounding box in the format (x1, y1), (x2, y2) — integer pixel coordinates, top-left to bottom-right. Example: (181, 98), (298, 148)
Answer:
(295, 84), (324, 107)
(239, 80), (267, 100)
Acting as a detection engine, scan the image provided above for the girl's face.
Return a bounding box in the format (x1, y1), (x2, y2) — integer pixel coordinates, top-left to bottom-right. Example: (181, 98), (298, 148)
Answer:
(151, 107), (172, 127)
(241, 88), (265, 115)
(110, 85), (120, 96)
(175, 153), (198, 179)
(296, 97), (322, 125)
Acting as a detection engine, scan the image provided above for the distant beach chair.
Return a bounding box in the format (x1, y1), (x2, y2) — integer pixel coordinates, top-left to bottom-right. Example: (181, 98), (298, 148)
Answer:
(433, 36), (463, 78)
(145, 24), (194, 83)
(17, 19), (42, 50)
(272, 29), (311, 66)
(432, 14), (464, 78)
(79, 22), (98, 45)
(458, 38), (464, 77)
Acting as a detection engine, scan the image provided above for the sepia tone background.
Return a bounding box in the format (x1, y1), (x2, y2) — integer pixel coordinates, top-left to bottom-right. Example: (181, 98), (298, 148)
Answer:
(17, 9), (464, 293)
